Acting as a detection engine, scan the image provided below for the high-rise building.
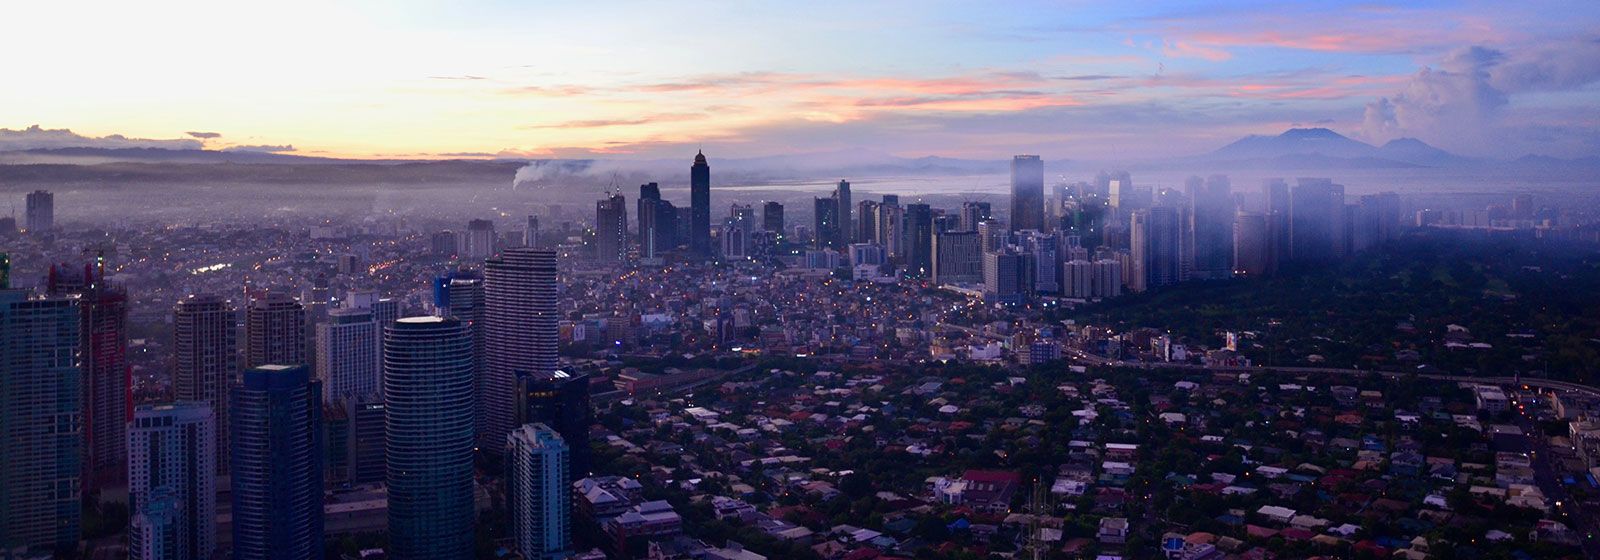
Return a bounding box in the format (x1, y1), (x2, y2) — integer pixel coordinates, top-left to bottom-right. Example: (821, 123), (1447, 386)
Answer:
(983, 249), (1031, 304)
(25, 189), (53, 232)
(720, 222), (747, 259)
(48, 260), (130, 491)
(317, 307), (380, 403)
(245, 291), (306, 369)
(932, 230), (982, 285)
(1261, 179), (1290, 273)
(0, 289), (82, 553)
(483, 248), (559, 452)
(638, 183), (677, 260)
(1233, 211), (1270, 277)
(1132, 207), (1184, 289)
(525, 215), (541, 248)
(507, 423), (571, 560)
(1009, 156), (1045, 232)
(595, 193), (628, 263)
(129, 488), (180, 560)
(813, 197), (842, 250)
(1352, 192), (1402, 253)
(128, 402), (216, 560)
(904, 203), (934, 277)
(835, 180), (852, 244)
(516, 371), (591, 480)
(1187, 175), (1234, 278)
(855, 200), (879, 244)
(876, 202), (904, 262)
(174, 294), (236, 475)
(762, 201), (784, 234)
(1018, 231), (1060, 295)
(690, 151), (712, 257)
(464, 219), (498, 259)
(434, 269), (487, 442)
(230, 364), (324, 560)
(384, 317), (475, 560)
(1288, 178), (1346, 263)
(960, 201), (992, 232)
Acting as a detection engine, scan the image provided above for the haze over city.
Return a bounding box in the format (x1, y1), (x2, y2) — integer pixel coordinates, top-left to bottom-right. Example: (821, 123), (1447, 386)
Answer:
(3, 2), (1600, 560)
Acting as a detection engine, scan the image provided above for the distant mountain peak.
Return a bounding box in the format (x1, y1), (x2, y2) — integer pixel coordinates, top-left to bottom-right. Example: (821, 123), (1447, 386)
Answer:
(1278, 127), (1349, 140)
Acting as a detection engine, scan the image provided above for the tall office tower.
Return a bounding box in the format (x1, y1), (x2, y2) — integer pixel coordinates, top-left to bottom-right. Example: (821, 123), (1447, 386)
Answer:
(730, 203), (755, 232)
(1133, 207), (1184, 288)
(690, 150), (712, 257)
(128, 402), (216, 560)
(345, 398), (387, 485)
(174, 294), (237, 475)
(483, 248), (559, 453)
(1233, 212), (1270, 277)
(515, 369), (592, 480)
(933, 213), (961, 234)
(0, 290), (81, 553)
(1126, 212), (1149, 293)
(812, 197), (842, 250)
(594, 193), (628, 263)
(317, 307), (380, 403)
(129, 488), (180, 560)
(1064, 259), (1091, 298)
(384, 317), (475, 560)
(464, 219), (498, 259)
(507, 424), (571, 560)
(855, 200), (879, 244)
(876, 202), (904, 262)
(1261, 178), (1290, 273)
(720, 222), (747, 259)
(904, 203), (934, 277)
(1187, 175), (1234, 278)
(961, 201), (992, 231)
(230, 365), (324, 560)
(834, 180), (852, 244)
(1352, 192), (1402, 253)
(245, 291), (306, 369)
(1019, 232), (1060, 295)
(25, 189), (53, 232)
(1288, 178), (1346, 263)
(1009, 156), (1045, 232)
(525, 215), (540, 248)
(982, 249), (1032, 304)
(762, 201), (784, 234)
(977, 219), (1006, 253)
(47, 261), (130, 491)
(638, 183), (672, 260)
(431, 230), (460, 257)
(434, 269), (487, 441)
(932, 230), (982, 285)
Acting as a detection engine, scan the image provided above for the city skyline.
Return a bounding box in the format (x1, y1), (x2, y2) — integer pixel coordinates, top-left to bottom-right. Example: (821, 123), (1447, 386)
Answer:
(2, 1), (1597, 160)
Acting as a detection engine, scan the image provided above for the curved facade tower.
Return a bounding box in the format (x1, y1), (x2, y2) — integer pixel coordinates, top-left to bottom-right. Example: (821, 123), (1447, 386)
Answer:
(384, 317), (475, 560)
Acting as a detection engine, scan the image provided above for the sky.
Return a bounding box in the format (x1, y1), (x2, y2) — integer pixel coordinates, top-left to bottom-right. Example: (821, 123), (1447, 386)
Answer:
(2, 0), (1597, 161)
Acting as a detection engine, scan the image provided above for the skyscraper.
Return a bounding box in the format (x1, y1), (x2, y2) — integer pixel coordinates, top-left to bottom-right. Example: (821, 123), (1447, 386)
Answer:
(595, 193), (628, 263)
(638, 183), (677, 260)
(1233, 211), (1269, 277)
(525, 215), (541, 248)
(25, 189), (53, 232)
(245, 291), (306, 369)
(960, 201), (992, 232)
(835, 180), (852, 244)
(483, 248), (559, 452)
(174, 294), (237, 475)
(435, 269), (487, 442)
(690, 151), (711, 257)
(464, 219), (498, 259)
(316, 307), (380, 403)
(1133, 206), (1184, 288)
(1288, 178), (1346, 263)
(1261, 178), (1290, 274)
(1187, 175), (1234, 278)
(385, 317), (475, 560)
(932, 230), (982, 285)
(507, 423), (571, 560)
(1009, 156), (1045, 232)
(129, 489), (180, 560)
(48, 261), (129, 491)
(515, 371), (592, 480)
(0, 289), (81, 553)
(128, 402), (216, 560)
(762, 201), (784, 234)
(904, 203), (934, 277)
(813, 197), (842, 250)
(230, 364), (323, 560)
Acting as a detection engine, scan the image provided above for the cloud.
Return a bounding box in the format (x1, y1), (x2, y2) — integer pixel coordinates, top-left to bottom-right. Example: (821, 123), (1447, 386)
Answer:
(429, 75), (487, 80)
(524, 113), (707, 129)
(223, 144), (296, 153)
(186, 131), (221, 139)
(1360, 39), (1600, 155)
(0, 125), (203, 151)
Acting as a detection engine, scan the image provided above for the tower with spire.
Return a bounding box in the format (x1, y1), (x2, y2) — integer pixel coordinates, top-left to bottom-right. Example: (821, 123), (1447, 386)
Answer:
(690, 150), (711, 257)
